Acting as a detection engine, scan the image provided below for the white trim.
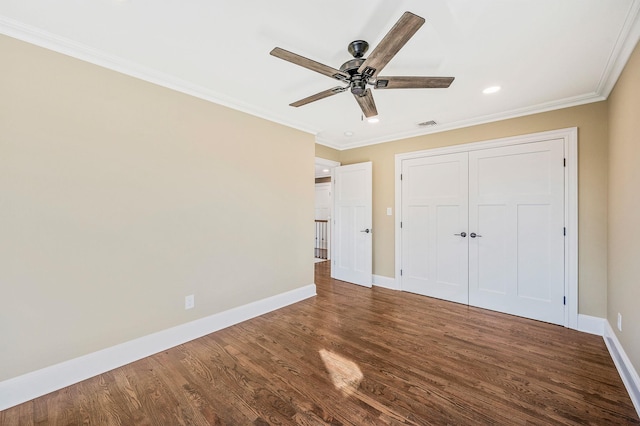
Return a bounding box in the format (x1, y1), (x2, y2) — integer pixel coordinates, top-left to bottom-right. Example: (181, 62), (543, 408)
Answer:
(604, 321), (640, 416)
(322, 93), (603, 150)
(596, 0), (640, 97)
(373, 275), (399, 290)
(577, 314), (606, 336)
(315, 157), (340, 168)
(395, 127), (579, 329)
(394, 127), (576, 159)
(0, 284), (316, 411)
(565, 130), (579, 329)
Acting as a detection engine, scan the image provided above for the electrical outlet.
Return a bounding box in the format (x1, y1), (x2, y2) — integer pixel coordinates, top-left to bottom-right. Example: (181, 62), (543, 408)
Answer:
(617, 313), (622, 331)
(185, 294), (195, 310)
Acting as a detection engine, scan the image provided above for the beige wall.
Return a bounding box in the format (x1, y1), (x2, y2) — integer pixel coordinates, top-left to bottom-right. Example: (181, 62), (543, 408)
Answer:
(315, 144), (341, 162)
(0, 35), (315, 381)
(608, 41), (640, 373)
(334, 102), (609, 317)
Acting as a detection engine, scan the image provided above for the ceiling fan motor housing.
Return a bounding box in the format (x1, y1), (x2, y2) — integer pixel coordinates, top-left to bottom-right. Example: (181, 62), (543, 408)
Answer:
(340, 58), (365, 75)
(351, 76), (367, 96)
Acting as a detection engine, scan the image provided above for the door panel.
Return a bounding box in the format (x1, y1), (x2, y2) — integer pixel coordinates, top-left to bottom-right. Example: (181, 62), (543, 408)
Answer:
(405, 205), (430, 281)
(469, 139), (565, 325)
(517, 204), (552, 301)
(477, 204), (508, 295)
(332, 162), (372, 287)
(401, 153), (469, 304)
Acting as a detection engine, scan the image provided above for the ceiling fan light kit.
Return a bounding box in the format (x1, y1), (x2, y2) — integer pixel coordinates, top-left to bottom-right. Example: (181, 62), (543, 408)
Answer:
(270, 11), (455, 120)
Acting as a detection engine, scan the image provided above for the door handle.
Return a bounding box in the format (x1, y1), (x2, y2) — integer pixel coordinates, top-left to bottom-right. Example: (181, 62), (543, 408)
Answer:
(360, 228), (371, 233)
(454, 232), (467, 237)
(470, 232), (482, 238)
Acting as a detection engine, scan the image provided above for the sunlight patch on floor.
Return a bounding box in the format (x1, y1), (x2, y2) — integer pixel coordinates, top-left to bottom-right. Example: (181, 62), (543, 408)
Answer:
(319, 349), (363, 395)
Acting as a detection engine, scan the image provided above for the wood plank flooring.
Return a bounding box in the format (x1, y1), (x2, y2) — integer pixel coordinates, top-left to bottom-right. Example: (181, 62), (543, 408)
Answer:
(2, 261), (639, 425)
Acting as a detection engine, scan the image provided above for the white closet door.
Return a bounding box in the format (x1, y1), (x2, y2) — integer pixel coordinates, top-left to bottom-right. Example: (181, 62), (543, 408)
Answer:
(401, 153), (469, 304)
(468, 139), (565, 325)
(332, 162), (372, 287)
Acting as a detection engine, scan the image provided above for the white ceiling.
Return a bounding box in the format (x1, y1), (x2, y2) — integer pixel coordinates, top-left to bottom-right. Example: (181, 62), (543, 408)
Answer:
(2, 1), (639, 150)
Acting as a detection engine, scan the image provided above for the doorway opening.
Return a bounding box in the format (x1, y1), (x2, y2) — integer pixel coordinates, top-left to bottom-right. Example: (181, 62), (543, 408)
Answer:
(315, 157), (339, 263)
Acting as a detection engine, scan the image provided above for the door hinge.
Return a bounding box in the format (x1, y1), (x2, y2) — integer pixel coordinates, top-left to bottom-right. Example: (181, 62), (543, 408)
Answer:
(400, 269), (403, 276)
(400, 221), (403, 228)
(400, 173), (403, 180)
(563, 158), (566, 167)
(563, 296), (566, 305)
(563, 227), (566, 236)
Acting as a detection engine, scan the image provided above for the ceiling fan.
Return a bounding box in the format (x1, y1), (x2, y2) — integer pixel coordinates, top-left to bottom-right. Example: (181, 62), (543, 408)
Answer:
(270, 11), (455, 119)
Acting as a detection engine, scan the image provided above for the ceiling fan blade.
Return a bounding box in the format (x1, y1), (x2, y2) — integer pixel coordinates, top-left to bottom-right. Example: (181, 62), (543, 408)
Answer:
(271, 47), (350, 82)
(290, 86), (347, 107)
(354, 89), (378, 118)
(357, 11), (425, 79)
(375, 76), (455, 89)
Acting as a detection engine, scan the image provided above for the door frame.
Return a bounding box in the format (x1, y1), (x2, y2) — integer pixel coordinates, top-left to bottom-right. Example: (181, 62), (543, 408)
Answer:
(315, 157), (341, 178)
(395, 127), (578, 329)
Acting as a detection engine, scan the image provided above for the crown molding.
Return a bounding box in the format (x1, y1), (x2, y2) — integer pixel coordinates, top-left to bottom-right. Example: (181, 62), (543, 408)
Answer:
(596, 0), (640, 97)
(0, 16), (318, 138)
(319, 92), (605, 150)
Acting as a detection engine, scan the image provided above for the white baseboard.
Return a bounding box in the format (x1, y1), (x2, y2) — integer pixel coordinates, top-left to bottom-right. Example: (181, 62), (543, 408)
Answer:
(577, 314), (605, 335)
(372, 274), (399, 290)
(604, 321), (640, 417)
(0, 284), (316, 411)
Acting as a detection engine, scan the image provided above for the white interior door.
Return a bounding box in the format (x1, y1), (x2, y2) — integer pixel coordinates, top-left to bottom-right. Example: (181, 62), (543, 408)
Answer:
(401, 153), (469, 304)
(468, 139), (565, 325)
(332, 162), (372, 287)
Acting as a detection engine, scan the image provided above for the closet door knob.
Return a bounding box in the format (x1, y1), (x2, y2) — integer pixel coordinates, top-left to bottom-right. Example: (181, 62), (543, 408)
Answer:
(454, 232), (467, 237)
(470, 232), (482, 238)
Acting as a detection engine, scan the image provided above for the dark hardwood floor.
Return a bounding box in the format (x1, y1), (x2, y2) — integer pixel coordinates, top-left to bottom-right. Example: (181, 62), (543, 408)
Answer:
(2, 261), (638, 425)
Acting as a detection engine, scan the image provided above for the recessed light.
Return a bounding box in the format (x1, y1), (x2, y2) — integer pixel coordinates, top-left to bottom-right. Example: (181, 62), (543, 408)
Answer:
(483, 86), (501, 94)
(322, 169), (330, 173)
(367, 117), (379, 124)
(344, 131), (354, 137)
